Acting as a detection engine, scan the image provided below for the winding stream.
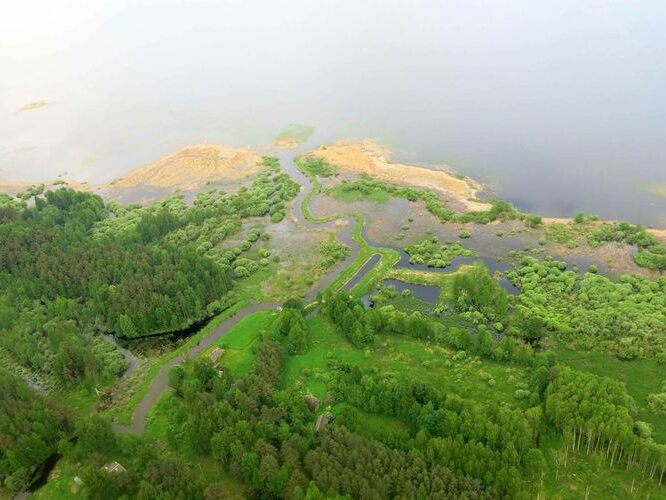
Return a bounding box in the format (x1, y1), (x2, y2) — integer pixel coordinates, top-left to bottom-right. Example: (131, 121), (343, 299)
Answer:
(114, 144), (362, 433)
(114, 144), (515, 433)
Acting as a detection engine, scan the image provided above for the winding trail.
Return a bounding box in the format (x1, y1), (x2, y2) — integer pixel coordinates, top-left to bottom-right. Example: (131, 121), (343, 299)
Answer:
(115, 302), (280, 433)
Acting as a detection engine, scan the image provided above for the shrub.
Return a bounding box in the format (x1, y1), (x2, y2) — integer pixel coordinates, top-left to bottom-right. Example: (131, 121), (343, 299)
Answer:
(234, 266), (250, 278)
(633, 421), (653, 438)
(270, 211), (285, 223)
(647, 392), (666, 414)
(514, 389), (531, 400)
(527, 215), (542, 228)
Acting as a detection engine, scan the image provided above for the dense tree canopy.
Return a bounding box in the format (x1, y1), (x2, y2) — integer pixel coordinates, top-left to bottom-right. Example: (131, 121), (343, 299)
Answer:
(0, 370), (71, 493)
(0, 158), (298, 387)
(508, 256), (666, 359)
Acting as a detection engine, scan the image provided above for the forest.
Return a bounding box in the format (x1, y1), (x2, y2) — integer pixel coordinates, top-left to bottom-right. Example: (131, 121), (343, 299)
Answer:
(0, 157), (297, 391)
(21, 294), (664, 498)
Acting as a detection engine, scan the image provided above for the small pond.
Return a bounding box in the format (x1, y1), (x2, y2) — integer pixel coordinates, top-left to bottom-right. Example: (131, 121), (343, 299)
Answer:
(380, 279), (441, 303)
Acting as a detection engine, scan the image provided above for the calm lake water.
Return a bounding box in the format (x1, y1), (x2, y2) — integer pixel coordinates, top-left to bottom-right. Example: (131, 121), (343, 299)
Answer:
(2, 1), (666, 226)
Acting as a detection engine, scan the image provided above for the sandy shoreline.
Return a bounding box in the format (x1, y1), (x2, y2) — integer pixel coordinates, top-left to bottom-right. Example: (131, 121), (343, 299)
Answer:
(308, 140), (490, 212)
(1, 138), (665, 239)
(0, 178), (99, 196)
(647, 228), (666, 239)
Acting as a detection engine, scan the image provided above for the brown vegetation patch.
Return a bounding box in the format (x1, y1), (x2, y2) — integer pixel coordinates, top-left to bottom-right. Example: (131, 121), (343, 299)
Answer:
(0, 178), (99, 195)
(647, 228), (666, 241)
(111, 144), (262, 190)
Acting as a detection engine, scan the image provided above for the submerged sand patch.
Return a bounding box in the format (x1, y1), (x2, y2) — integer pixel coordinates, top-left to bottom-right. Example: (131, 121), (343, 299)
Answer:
(111, 144), (262, 190)
(542, 217), (574, 225)
(272, 124), (314, 149)
(645, 184), (666, 198)
(16, 100), (51, 112)
(308, 140), (489, 211)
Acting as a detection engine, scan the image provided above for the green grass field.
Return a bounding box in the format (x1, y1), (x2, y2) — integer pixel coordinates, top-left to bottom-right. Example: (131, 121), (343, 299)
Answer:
(280, 314), (528, 408)
(215, 310), (278, 377)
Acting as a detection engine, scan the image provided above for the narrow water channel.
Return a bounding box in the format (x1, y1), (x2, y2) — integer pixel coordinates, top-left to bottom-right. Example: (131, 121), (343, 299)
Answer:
(113, 144), (522, 435)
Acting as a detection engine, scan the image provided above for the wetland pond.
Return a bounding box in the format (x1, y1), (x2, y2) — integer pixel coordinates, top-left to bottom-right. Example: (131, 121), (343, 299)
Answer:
(380, 279), (441, 303)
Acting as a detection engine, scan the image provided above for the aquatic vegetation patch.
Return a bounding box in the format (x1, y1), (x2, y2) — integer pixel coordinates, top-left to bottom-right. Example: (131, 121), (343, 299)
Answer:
(508, 254), (666, 359)
(405, 235), (476, 267)
(298, 155), (337, 177)
(544, 217), (666, 270)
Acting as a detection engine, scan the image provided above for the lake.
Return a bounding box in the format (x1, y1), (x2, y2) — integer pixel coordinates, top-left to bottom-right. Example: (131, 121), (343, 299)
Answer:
(2, 0), (666, 226)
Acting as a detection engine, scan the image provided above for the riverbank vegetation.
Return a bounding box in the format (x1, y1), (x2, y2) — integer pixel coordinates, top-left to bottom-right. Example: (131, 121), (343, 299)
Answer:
(312, 153), (665, 275)
(545, 217), (666, 270)
(327, 173), (525, 224)
(294, 155), (400, 297)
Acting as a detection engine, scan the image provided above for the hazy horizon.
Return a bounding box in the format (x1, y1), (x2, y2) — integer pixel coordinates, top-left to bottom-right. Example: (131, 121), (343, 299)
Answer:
(2, 0), (666, 224)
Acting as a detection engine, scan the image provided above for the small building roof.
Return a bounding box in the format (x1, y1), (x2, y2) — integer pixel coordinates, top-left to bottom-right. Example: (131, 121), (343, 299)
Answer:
(102, 461), (127, 474)
(209, 347), (225, 364)
(304, 394), (320, 412)
(315, 411), (333, 433)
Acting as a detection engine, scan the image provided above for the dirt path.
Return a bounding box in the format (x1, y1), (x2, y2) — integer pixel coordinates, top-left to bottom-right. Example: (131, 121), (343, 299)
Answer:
(113, 301), (280, 433)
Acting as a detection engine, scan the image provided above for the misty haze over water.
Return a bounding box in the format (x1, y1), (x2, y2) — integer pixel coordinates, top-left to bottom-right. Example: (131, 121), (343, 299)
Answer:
(2, 0), (666, 225)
